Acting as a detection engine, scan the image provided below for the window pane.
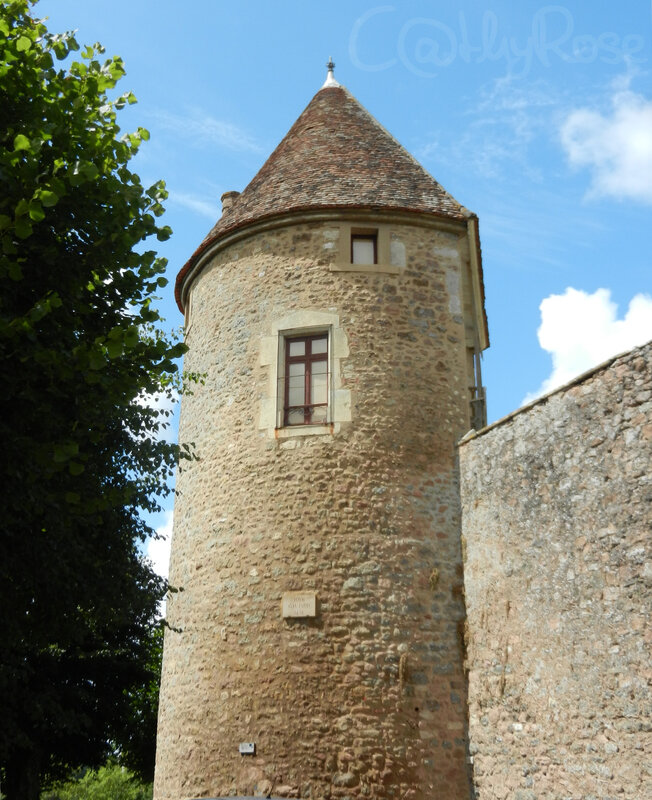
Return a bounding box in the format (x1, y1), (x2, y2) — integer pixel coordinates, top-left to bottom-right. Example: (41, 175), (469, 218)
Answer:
(311, 337), (327, 355)
(288, 339), (305, 357)
(311, 372), (328, 405)
(287, 408), (305, 425)
(311, 405), (327, 424)
(288, 362), (305, 406)
(288, 386), (305, 406)
(352, 237), (375, 264)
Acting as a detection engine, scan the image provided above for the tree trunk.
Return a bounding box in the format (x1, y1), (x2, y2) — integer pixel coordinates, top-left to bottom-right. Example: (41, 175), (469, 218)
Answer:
(3, 748), (41, 800)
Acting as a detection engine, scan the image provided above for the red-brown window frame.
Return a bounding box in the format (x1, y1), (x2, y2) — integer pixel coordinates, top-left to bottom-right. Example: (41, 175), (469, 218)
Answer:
(284, 333), (329, 426)
(351, 233), (377, 264)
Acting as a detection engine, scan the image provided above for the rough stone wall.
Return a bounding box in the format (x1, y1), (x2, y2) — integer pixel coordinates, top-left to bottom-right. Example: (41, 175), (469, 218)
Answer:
(460, 342), (652, 800)
(154, 216), (478, 800)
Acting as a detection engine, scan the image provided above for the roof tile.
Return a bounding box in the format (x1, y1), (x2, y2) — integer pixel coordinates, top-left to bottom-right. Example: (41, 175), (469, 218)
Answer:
(210, 86), (466, 238)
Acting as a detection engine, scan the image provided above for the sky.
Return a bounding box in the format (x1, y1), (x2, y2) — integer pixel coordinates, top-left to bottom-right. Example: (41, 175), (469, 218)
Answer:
(35, 1), (652, 577)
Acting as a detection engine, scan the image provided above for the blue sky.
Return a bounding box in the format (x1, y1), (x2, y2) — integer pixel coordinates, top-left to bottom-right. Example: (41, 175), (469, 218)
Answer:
(35, 1), (652, 574)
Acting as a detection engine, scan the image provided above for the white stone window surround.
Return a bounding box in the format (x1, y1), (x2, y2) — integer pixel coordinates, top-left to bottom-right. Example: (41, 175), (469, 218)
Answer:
(259, 310), (351, 438)
(330, 222), (406, 274)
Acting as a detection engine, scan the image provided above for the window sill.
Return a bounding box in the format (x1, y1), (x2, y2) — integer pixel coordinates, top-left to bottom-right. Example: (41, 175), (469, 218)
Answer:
(274, 423), (337, 439)
(330, 261), (401, 274)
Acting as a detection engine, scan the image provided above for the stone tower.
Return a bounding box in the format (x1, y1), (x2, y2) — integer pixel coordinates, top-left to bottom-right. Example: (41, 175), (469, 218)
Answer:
(154, 65), (488, 800)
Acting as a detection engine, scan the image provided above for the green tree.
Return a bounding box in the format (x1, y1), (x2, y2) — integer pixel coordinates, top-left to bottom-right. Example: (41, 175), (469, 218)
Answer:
(115, 625), (164, 782)
(0, 2), (186, 797)
(41, 763), (152, 800)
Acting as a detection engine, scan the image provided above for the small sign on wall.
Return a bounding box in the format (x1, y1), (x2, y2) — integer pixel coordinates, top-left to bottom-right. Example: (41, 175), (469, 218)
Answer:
(239, 742), (255, 755)
(281, 591), (317, 618)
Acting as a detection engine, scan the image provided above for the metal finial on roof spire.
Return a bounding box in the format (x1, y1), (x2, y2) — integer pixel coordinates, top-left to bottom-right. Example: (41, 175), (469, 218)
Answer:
(322, 55), (341, 89)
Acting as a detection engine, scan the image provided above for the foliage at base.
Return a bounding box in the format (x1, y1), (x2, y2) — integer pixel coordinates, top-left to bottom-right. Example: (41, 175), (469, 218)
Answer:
(41, 763), (152, 800)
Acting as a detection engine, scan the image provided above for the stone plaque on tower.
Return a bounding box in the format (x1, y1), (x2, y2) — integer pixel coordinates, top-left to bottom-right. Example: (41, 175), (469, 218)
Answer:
(281, 591), (317, 618)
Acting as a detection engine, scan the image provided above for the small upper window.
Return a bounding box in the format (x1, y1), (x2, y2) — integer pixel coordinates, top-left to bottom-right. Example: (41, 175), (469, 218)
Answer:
(351, 233), (377, 265)
(284, 334), (329, 426)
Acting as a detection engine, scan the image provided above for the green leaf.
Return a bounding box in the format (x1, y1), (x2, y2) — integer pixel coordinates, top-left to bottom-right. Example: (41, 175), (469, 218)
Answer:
(14, 217), (32, 239)
(80, 161), (99, 180)
(53, 442), (79, 462)
(106, 339), (123, 359)
(50, 176), (66, 196)
(53, 40), (67, 60)
(88, 349), (106, 370)
(28, 201), (45, 221)
(7, 261), (22, 280)
(124, 327), (139, 348)
(107, 326), (123, 340)
(4, 238), (19, 258)
(13, 134), (30, 152)
(16, 35), (31, 52)
(68, 462), (85, 476)
(65, 491), (80, 504)
(37, 189), (59, 207)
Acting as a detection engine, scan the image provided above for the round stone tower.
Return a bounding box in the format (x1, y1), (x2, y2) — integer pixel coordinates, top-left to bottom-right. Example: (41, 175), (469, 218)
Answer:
(155, 65), (488, 800)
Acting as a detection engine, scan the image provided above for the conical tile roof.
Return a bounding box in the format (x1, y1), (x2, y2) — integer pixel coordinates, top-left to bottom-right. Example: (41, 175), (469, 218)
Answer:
(176, 84), (473, 309)
(211, 85), (466, 236)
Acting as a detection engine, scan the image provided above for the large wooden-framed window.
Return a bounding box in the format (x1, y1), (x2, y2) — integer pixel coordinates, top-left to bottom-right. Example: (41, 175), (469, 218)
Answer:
(259, 311), (350, 437)
(351, 233), (377, 265)
(284, 333), (329, 426)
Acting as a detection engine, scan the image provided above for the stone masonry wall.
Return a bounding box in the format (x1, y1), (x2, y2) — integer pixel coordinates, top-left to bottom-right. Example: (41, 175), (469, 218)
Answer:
(460, 342), (652, 800)
(154, 216), (480, 800)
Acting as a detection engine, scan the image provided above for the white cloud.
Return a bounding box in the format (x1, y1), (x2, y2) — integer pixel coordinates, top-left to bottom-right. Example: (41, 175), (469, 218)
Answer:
(524, 287), (652, 403)
(418, 77), (557, 181)
(146, 510), (173, 580)
(474, 76), (557, 115)
(154, 109), (262, 154)
(169, 190), (220, 220)
(560, 85), (652, 203)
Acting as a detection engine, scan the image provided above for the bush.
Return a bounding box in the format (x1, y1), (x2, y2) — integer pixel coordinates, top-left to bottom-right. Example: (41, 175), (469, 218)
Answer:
(41, 763), (152, 800)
